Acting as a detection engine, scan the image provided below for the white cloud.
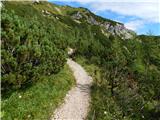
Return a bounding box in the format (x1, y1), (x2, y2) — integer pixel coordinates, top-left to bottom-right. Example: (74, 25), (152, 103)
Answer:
(50, 0), (160, 23)
(91, 2), (160, 23)
(125, 20), (145, 31)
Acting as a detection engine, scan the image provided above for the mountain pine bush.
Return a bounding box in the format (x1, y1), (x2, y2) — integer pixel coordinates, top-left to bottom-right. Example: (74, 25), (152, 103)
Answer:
(1, 8), (66, 90)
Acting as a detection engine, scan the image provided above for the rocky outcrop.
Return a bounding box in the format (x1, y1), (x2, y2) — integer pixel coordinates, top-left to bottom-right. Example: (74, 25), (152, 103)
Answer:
(102, 22), (135, 39)
(71, 11), (83, 19)
(32, 0), (40, 4)
(71, 12), (136, 39)
(42, 10), (51, 15)
(87, 16), (100, 25)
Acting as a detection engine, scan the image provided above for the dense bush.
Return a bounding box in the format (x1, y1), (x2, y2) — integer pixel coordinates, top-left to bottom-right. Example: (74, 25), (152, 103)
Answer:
(77, 35), (160, 120)
(72, 26), (160, 119)
(1, 9), (66, 90)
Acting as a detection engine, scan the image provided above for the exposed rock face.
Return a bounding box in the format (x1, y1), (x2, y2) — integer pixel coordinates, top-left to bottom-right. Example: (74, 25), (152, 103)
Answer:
(88, 16), (100, 25)
(42, 10), (51, 15)
(32, 0), (40, 4)
(104, 23), (135, 39)
(72, 11), (83, 19)
(71, 12), (136, 39)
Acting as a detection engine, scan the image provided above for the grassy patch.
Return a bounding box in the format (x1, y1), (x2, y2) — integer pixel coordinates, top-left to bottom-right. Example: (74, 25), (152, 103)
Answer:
(1, 65), (75, 120)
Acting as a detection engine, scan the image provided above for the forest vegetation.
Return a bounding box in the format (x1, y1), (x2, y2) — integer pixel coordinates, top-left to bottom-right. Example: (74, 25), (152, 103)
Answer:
(1, 1), (160, 120)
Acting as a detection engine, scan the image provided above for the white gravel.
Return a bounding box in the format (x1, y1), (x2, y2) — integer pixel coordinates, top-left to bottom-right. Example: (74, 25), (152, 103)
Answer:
(52, 59), (93, 120)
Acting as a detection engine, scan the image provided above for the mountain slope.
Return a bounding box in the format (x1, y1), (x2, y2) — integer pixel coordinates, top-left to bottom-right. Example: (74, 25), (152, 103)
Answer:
(1, 1), (160, 120)
(3, 1), (135, 39)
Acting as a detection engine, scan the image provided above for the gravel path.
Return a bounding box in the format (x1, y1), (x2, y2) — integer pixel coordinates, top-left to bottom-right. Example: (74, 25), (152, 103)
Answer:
(52, 59), (93, 120)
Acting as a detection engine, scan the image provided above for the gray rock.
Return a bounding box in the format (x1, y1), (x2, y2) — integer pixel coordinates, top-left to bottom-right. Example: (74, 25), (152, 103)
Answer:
(71, 12), (136, 39)
(72, 11), (83, 19)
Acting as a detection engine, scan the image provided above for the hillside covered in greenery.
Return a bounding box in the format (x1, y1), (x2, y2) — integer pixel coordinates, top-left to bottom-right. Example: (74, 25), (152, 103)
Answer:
(1, 1), (160, 120)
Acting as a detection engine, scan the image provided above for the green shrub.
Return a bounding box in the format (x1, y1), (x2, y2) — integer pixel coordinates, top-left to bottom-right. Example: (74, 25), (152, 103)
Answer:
(1, 8), (66, 90)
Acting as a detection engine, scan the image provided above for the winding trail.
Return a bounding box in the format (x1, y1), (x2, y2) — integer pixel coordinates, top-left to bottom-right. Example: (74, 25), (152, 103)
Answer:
(52, 59), (93, 120)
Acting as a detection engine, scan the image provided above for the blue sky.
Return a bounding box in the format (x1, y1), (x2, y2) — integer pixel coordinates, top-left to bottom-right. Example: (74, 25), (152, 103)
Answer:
(48, 0), (160, 35)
